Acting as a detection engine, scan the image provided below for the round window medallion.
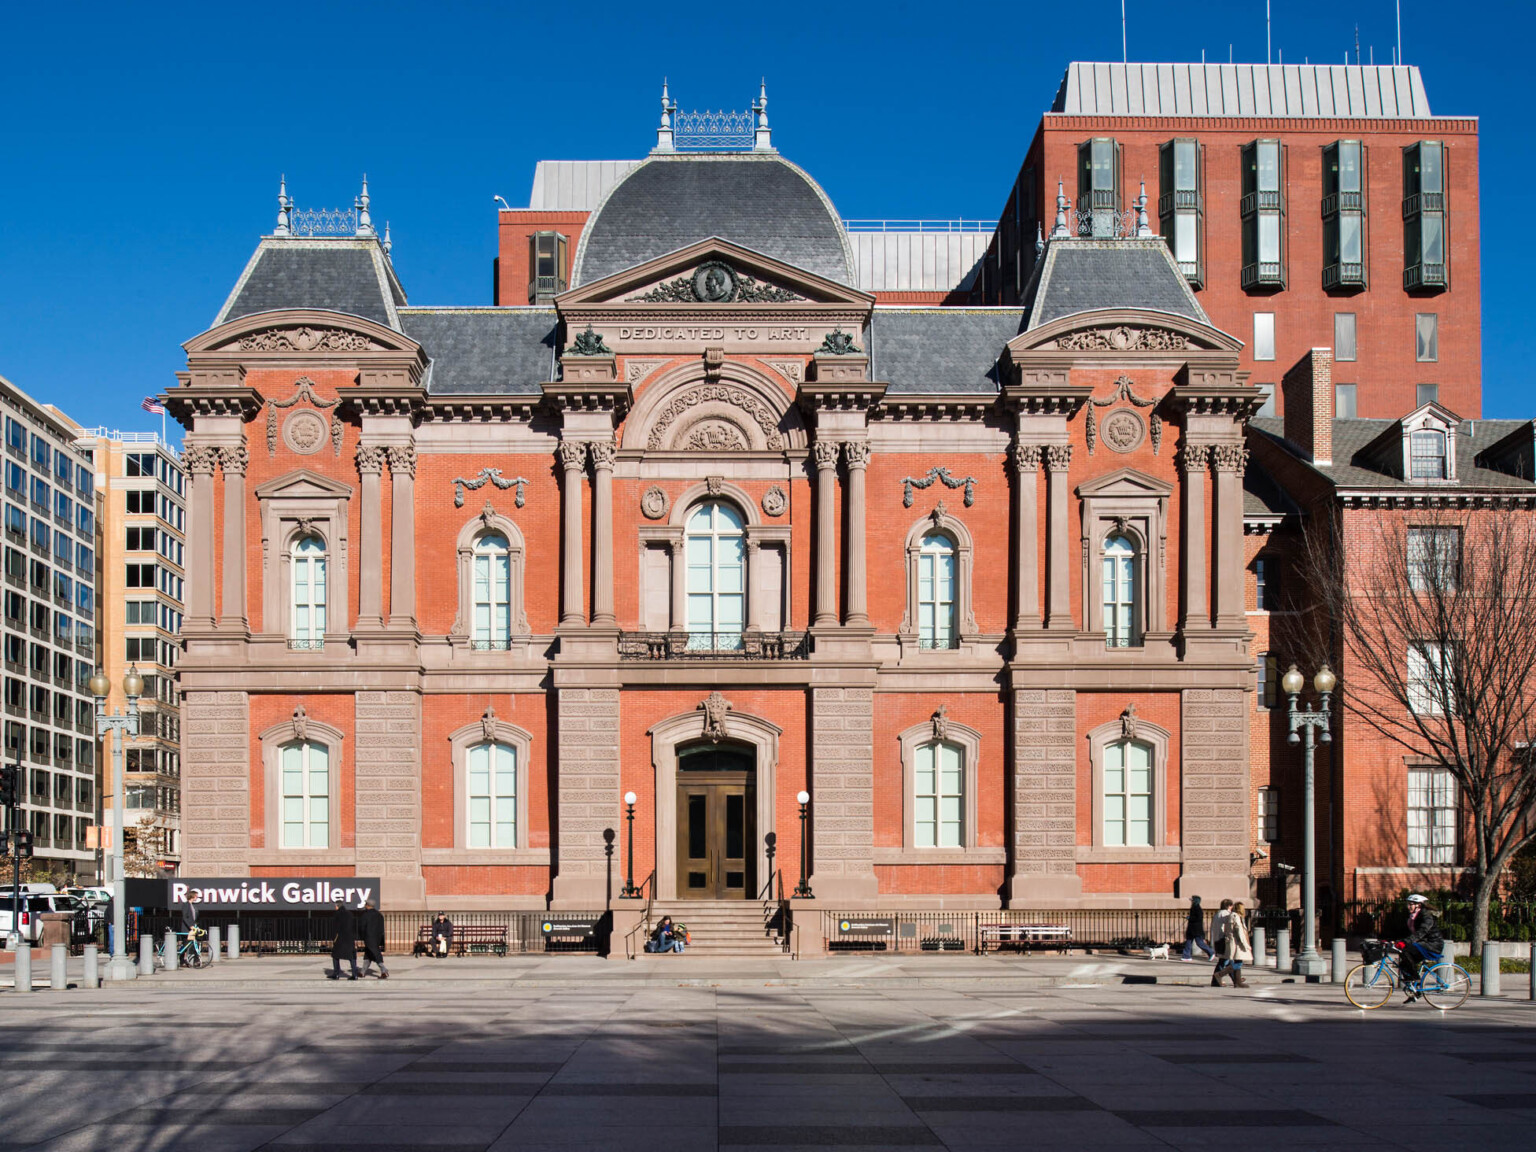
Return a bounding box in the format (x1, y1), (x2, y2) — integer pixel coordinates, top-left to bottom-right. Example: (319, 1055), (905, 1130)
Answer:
(1101, 409), (1145, 454)
(283, 410), (328, 455)
(640, 485), (670, 520)
(761, 485), (787, 517)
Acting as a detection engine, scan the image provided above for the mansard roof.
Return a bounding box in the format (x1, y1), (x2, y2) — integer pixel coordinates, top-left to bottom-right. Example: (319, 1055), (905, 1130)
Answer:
(398, 308), (557, 395)
(869, 308), (1025, 395)
(1025, 239), (1209, 331)
(1252, 416), (1536, 492)
(215, 237), (406, 331)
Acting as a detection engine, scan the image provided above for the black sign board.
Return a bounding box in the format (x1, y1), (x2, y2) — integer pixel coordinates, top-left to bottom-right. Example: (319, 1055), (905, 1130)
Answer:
(540, 917), (598, 939)
(144, 877), (384, 911)
(836, 916), (895, 937)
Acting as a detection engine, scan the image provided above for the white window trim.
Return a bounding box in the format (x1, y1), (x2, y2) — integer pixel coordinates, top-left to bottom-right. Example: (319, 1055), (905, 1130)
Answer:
(449, 509), (529, 652)
(257, 715), (348, 862)
(1082, 715), (1176, 863)
(881, 717), (987, 863)
(446, 716), (540, 862)
(1408, 640), (1455, 715)
(1406, 764), (1458, 866)
(898, 508), (977, 655)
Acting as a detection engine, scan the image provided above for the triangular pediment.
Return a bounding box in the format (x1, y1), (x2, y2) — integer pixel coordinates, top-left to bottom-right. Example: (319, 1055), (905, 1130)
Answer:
(254, 468), (355, 500)
(1009, 308), (1242, 356)
(1075, 467), (1174, 499)
(557, 237), (874, 310)
(186, 308), (420, 355)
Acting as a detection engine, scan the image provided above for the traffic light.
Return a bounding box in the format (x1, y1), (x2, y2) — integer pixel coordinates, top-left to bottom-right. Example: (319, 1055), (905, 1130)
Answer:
(13, 830), (32, 859)
(0, 764), (15, 808)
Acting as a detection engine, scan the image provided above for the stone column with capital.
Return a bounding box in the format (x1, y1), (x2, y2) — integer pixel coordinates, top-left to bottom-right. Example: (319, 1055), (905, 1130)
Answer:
(812, 439), (841, 627)
(842, 441), (871, 626)
(1177, 443), (1211, 634)
(1044, 445), (1073, 629)
(558, 441), (587, 626)
(217, 443), (249, 632)
(184, 444), (220, 632)
(355, 444), (387, 630)
(1210, 444), (1249, 630)
(745, 539), (766, 633)
(386, 445), (417, 630)
(588, 440), (617, 626)
(1010, 443), (1043, 631)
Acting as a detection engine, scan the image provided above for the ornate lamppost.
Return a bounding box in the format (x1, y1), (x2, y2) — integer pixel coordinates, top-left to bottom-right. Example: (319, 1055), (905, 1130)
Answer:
(90, 665), (143, 982)
(1281, 663), (1335, 979)
(620, 791), (640, 898)
(793, 790), (814, 899)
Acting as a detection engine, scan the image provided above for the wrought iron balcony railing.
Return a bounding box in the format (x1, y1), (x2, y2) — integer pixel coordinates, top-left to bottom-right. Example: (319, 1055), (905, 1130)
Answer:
(1240, 190), (1284, 215)
(470, 639), (511, 651)
(287, 638), (325, 651)
(1158, 189), (1200, 216)
(1322, 262), (1367, 290)
(1402, 192), (1444, 217)
(1404, 262), (1447, 291)
(1321, 191), (1363, 217)
(917, 635), (961, 650)
(618, 631), (811, 660)
(1241, 261), (1286, 290)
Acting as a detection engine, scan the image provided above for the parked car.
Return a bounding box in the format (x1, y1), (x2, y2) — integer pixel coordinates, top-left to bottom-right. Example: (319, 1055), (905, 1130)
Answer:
(0, 899), (43, 945)
(64, 887), (110, 929)
(0, 894), (92, 947)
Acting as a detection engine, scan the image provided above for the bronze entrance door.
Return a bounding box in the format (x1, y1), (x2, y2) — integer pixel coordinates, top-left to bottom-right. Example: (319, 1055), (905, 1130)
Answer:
(676, 745), (755, 899)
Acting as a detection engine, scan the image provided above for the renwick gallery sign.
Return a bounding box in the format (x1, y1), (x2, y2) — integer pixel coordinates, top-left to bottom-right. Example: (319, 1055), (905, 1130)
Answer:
(161, 877), (381, 911)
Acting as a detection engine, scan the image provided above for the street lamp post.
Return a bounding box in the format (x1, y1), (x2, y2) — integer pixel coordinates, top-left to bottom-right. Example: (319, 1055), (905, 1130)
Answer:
(90, 665), (143, 983)
(792, 790), (813, 899)
(1282, 663), (1335, 980)
(620, 791), (640, 898)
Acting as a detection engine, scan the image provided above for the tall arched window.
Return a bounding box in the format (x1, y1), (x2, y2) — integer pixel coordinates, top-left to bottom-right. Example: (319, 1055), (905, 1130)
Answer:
(914, 740), (964, 847)
(1102, 533), (1139, 648)
(686, 501), (745, 650)
(466, 741), (517, 848)
(471, 532), (511, 649)
(1103, 739), (1152, 846)
(280, 740), (329, 848)
(916, 533), (957, 648)
(291, 535), (327, 649)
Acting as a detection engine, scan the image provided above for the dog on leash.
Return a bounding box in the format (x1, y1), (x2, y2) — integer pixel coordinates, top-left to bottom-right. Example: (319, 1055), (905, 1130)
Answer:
(1145, 943), (1171, 961)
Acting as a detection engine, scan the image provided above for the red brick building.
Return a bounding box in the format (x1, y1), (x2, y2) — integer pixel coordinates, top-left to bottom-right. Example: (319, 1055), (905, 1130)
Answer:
(164, 66), (1503, 931)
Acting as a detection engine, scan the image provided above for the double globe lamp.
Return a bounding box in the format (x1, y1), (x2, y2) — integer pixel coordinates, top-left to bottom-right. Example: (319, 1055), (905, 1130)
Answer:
(1280, 662), (1335, 979)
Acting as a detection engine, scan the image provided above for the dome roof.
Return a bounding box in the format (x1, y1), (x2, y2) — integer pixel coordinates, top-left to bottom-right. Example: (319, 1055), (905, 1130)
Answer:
(571, 154), (854, 287)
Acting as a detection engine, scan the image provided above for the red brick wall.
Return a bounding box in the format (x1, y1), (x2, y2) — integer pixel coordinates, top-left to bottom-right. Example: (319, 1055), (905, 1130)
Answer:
(247, 693), (356, 850)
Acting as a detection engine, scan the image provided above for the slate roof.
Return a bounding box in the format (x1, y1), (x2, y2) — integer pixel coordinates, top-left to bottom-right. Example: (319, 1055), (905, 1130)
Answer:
(1251, 417), (1536, 490)
(1025, 239), (1210, 330)
(870, 308), (1025, 395)
(398, 309), (558, 395)
(572, 155), (855, 287)
(1243, 460), (1301, 518)
(216, 239), (404, 330)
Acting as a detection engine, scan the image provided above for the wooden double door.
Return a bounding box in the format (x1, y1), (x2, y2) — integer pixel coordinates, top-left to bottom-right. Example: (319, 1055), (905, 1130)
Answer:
(676, 745), (755, 899)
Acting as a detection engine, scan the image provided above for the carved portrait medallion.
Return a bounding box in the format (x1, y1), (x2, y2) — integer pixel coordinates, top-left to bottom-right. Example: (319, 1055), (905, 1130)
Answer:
(692, 261), (738, 303)
(1101, 409), (1146, 454)
(283, 410), (328, 455)
(641, 486), (670, 520)
(761, 485), (787, 517)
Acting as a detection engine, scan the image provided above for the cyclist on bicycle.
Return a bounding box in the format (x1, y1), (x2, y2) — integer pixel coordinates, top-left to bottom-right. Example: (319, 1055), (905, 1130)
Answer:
(1398, 893), (1443, 1001)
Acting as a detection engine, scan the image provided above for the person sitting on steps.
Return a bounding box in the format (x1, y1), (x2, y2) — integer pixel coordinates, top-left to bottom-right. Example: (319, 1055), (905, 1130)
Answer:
(645, 915), (685, 953)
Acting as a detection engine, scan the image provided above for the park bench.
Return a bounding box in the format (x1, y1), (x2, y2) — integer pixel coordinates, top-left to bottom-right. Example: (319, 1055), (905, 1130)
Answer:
(978, 923), (1073, 953)
(412, 924), (508, 957)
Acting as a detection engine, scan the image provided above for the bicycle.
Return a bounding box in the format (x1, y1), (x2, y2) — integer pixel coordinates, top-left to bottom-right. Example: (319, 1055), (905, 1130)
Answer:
(152, 926), (211, 971)
(1343, 938), (1470, 1010)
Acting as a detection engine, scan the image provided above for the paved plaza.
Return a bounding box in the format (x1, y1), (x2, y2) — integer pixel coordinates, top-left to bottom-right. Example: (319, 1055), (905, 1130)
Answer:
(1, 956), (1534, 1151)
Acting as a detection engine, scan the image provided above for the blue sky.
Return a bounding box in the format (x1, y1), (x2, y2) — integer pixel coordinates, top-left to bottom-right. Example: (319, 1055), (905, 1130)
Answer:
(1, 0), (1532, 437)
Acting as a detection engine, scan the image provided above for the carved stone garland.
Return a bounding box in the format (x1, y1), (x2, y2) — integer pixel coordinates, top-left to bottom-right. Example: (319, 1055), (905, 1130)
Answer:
(901, 466), (975, 508)
(235, 327), (380, 353)
(453, 467), (527, 508)
(647, 384), (784, 451)
(1044, 326), (1192, 353)
(628, 262), (803, 304)
(1085, 376), (1161, 457)
(267, 377), (343, 458)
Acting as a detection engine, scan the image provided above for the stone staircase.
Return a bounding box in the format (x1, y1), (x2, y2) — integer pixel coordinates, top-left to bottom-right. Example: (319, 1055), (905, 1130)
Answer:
(645, 899), (787, 957)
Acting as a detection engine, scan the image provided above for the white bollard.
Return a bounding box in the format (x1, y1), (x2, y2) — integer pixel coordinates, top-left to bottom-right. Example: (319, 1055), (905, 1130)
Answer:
(1252, 926), (1267, 968)
(83, 944), (99, 987)
(164, 929), (178, 970)
(1331, 938), (1348, 983)
(1529, 943), (1535, 1001)
(1481, 942), (1501, 997)
(227, 924), (239, 960)
(51, 944), (67, 989)
(1276, 928), (1291, 972)
(14, 943), (31, 993)
(207, 926), (219, 964)
(138, 934), (154, 976)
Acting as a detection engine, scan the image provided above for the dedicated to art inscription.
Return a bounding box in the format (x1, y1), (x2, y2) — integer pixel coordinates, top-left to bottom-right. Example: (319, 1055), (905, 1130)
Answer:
(617, 325), (810, 343)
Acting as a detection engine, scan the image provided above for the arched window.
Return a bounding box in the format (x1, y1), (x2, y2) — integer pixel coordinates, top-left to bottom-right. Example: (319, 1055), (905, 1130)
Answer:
(466, 741), (517, 848)
(685, 501), (745, 650)
(916, 533), (957, 649)
(914, 740), (965, 847)
(280, 740), (330, 848)
(471, 532), (511, 649)
(1103, 739), (1152, 847)
(1102, 533), (1139, 648)
(291, 535), (327, 649)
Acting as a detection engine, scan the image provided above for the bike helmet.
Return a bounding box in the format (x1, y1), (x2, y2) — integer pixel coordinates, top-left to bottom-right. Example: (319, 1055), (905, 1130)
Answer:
(1406, 893), (1428, 904)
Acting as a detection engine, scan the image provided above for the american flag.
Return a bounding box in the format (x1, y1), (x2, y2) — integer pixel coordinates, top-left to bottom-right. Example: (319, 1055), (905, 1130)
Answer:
(141, 396), (166, 415)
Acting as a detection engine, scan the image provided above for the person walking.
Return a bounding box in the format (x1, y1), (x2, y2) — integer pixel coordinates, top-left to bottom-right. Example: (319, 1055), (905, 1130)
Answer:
(1209, 898), (1234, 986)
(1220, 901), (1253, 988)
(359, 901), (389, 979)
(1182, 895), (1215, 962)
(328, 899), (360, 981)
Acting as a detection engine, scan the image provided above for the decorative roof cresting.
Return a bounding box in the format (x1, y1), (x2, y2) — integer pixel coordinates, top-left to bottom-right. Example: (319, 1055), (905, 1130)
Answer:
(655, 78), (773, 153)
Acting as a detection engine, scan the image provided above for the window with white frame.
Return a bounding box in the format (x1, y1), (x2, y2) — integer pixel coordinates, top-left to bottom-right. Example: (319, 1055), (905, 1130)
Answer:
(1407, 526), (1460, 592)
(1257, 652), (1279, 709)
(471, 532), (511, 649)
(280, 740), (329, 848)
(290, 535), (327, 647)
(1408, 640), (1454, 715)
(1257, 787), (1279, 842)
(914, 741), (964, 848)
(1253, 312), (1276, 360)
(466, 741), (517, 848)
(1103, 739), (1153, 846)
(685, 501), (745, 650)
(916, 533), (957, 648)
(1102, 533), (1139, 648)
(1409, 429), (1448, 480)
(1416, 313), (1439, 362)
(1407, 767), (1456, 865)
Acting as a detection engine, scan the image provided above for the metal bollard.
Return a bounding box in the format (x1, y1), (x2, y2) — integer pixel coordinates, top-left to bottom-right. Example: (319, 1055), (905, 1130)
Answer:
(207, 926), (219, 964)
(83, 944), (98, 987)
(51, 944), (67, 989)
(1252, 926), (1267, 968)
(139, 934), (154, 976)
(1276, 928), (1291, 972)
(1481, 942), (1501, 997)
(14, 943), (31, 993)
(227, 924), (239, 960)
(1331, 938), (1348, 983)
(165, 929), (178, 971)
(1530, 943), (1535, 1001)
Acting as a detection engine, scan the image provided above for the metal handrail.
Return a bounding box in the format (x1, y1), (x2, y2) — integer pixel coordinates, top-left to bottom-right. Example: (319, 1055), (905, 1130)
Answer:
(843, 219), (997, 233)
(624, 870), (657, 959)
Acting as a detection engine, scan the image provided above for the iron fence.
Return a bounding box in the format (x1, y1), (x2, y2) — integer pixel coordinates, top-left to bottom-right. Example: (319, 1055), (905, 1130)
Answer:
(132, 910), (605, 955)
(820, 908), (1189, 954)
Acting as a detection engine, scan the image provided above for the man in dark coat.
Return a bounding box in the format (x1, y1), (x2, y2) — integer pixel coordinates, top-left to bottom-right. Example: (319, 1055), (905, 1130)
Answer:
(1182, 895), (1215, 961)
(329, 900), (359, 980)
(430, 912), (454, 957)
(1399, 893), (1445, 999)
(359, 901), (388, 979)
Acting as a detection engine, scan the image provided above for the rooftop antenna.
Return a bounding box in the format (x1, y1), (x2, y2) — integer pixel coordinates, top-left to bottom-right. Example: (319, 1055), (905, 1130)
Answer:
(1229, 44), (1233, 64)
(1266, 0), (1271, 64)
(274, 174), (292, 237)
(1397, 0), (1403, 64)
(1354, 25), (1360, 65)
(1121, 0), (1127, 63)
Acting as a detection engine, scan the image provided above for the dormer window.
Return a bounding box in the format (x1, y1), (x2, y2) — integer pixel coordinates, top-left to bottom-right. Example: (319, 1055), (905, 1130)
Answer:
(1410, 430), (1448, 480)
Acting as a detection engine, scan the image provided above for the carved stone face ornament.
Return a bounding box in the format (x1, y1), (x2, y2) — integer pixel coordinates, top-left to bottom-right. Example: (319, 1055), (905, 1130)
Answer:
(699, 691), (733, 743)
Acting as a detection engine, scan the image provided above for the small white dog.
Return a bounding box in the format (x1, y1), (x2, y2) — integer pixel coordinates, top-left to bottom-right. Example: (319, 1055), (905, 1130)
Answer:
(1145, 943), (1171, 961)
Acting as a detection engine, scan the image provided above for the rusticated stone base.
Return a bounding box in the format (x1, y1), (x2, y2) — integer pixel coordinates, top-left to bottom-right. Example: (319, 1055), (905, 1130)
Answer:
(1007, 687), (1081, 907)
(355, 691), (426, 909)
(808, 686), (878, 905)
(1178, 687), (1249, 903)
(180, 690), (251, 877)
(551, 687), (621, 908)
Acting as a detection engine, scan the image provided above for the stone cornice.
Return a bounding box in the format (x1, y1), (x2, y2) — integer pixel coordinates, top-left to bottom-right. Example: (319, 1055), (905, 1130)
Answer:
(1002, 380), (1092, 417)
(420, 396), (543, 423)
(163, 371), (264, 426)
(797, 379), (887, 414)
(1166, 382), (1265, 421)
(872, 393), (998, 421)
(540, 379), (633, 419)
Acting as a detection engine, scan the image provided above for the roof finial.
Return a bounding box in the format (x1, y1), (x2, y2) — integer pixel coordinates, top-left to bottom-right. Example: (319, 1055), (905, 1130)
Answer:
(1035, 222), (1044, 256)
(355, 174), (375, 236)
(1135, 180), (1152, 237)
(382, 220), (392, 257)
(655, 78), (676, 152)
(1051, 179), (1069, 239)
(753, 78), (773, 151)
(274, 174), (292, 236)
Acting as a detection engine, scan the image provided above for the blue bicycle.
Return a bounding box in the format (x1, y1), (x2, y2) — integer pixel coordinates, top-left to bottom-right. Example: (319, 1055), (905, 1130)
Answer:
(1344, 939), (1470, 1010)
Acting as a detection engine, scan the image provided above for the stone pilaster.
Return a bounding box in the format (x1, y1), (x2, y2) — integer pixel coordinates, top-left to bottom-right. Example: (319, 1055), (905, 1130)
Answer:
(588, 441), (617, 626)
(386, 446), (417, 630)
(558, 441), (587, 626)
(1007, 688), (1080, 905)
(811, 439), (840, 627)
(551, 687), (621, 907)
(217, 443), (248, 632)
(1009, 443), (1042, 631)
(183, 444), (220, 632)
(1177, 443), (1211, 633)
(1044, 445), (1073, 629)
(842, 441), (870, 625)
(808, 686), (878, 904)
(178, 690), (249, 876)
(354, 691), (425, 908)
(1177, 688), (1250, 902)
(1210, 444), (1248, 631)
(355, 444), (387, 630)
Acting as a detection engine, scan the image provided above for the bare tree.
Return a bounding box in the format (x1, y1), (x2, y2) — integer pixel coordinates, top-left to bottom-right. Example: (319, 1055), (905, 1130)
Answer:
(1293, 509), (1536, 952)
(121, 816), (170, 879)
